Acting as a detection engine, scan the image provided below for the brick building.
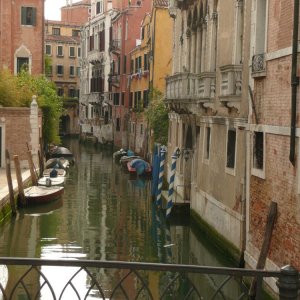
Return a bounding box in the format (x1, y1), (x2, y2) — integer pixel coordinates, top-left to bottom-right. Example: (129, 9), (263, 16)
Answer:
(0, 0), (44, 75)
(245, 0), (300, 292)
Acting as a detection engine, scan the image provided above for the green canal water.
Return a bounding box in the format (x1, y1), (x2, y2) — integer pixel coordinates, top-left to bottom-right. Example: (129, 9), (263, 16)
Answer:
(0, 138), (247, 299)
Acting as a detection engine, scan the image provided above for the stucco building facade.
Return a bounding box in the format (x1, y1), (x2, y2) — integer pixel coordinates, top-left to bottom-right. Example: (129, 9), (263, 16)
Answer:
(165, 0), (251, 255)
(45, 1), (91, 136)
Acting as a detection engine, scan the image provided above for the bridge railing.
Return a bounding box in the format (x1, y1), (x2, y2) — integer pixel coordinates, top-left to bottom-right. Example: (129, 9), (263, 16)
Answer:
(0, 257), (299, 299)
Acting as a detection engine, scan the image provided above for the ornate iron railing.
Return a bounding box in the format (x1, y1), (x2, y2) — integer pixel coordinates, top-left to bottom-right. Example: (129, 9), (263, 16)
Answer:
(252, 53), (266, 74)
(0, 257), (299, 299)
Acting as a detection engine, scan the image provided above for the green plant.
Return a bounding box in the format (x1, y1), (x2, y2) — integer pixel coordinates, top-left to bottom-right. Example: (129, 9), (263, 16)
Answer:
(0, 70), (63, 144)
(145, 88), (169, 145)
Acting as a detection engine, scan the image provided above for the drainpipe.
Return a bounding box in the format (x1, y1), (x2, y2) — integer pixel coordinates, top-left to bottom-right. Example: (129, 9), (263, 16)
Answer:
(289, 0), (299, 165)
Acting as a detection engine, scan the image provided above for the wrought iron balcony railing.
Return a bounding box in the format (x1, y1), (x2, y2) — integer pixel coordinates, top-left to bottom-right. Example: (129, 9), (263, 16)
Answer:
(0, 257), (299, 300)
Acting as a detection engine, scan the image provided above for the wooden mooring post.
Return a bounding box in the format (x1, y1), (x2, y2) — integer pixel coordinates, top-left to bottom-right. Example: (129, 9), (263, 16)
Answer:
(27, 150), (38, 186)
(13, 155), (26, 207)
(5, 150), (16, 215)
(249, 201), (277, 298)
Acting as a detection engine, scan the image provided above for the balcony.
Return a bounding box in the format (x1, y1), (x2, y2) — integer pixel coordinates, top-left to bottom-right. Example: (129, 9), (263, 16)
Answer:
(252, 53), (266, 78)
(219, 64), (242, 112)
(166, 72), (198, 100)
(109, 39), (121, 55)
(88, 50), (105, 65)
(198, 72), (216, 111)
(166, 72), (215, 114)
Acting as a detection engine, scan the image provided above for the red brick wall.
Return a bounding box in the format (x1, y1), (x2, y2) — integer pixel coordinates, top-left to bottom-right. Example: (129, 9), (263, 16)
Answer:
(250, 0), (300, 270)
(0, 108), (42, 165)
(0, 0), (44, 74)
(250, 134), (300, 269)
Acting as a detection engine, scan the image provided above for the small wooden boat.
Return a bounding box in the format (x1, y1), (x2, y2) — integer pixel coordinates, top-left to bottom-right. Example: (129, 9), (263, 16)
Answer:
(48, 146), (75, 164)
(19, 186), (64, 207)
(127, 159), (152, 176)
(113, 148), (127, 162)
(43, 168), (66, 177)
(38, 176), (65, 186)
(45, 158), (70, 170)
(119, 155), (141, 168)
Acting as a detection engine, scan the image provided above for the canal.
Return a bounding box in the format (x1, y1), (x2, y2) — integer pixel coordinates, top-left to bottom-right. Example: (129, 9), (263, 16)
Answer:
(0, 138), (245, 299)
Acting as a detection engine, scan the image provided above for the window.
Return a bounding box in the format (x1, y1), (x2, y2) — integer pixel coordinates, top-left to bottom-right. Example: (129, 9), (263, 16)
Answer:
(116, 118), (121, 131)
(76, 67), (81, 76)
(204, 127), (211, 160)
(72, 30), (80, 37)
(123, 55), (127, 74)
(45, 45), (52, 56)
(57, 45), (63, 57)
(144, 53), (149, 70)
(52, 27), (60, 36)
(141, 27), (145, 40)
(143, 90), (149, 108)
(96, 1), (103, 14)
(113, 93), (120, 106)
(69, 66), (75, 77)
(140, 124), (143, 135)
(226, 129), (236, 169)
(78, 47), (81, 57)
(253, 131), (264, 170)
(21, 7), (36, 26)
(69, 88), (76, 98)
(17, 57), (29, 73)
(57, 88), (64, 96)
(69, 47), (75, 57)
(57, 65), (64, 76)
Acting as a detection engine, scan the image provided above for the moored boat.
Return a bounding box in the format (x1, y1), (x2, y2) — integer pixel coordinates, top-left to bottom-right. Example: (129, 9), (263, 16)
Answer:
(119, 155), (141, 168)
(38, 176), (65, 186)
(45, 158), (70, 170)
(19, 186), (64, 207)
(127, 159), (152, 176)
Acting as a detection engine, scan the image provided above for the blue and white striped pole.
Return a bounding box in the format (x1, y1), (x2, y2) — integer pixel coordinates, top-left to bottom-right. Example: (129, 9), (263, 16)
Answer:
(166, 151), (178, 218)
(156, 146), (166, 207)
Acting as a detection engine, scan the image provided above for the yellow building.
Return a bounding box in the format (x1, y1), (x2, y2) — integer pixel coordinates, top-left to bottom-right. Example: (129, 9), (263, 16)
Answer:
(129, 0), (173, 156)
(45, 20), (81, 100)
(149, 0), (173, 93)
(129, 14), (151, 156)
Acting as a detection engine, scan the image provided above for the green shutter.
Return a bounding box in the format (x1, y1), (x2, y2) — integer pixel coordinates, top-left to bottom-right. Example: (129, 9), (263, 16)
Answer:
(31, 8), (36, 26)
(21, 7), (26, 25)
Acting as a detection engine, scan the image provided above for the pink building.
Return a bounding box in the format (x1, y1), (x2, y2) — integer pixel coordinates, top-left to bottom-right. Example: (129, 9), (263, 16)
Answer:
(109, 0), (152, 148)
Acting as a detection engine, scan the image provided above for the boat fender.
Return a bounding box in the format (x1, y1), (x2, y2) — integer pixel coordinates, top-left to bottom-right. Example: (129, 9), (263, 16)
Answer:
(46, 178), (52, 187)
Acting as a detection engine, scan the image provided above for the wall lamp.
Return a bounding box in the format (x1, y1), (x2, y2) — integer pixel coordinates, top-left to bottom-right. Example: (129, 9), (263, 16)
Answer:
(175, 148), (193, 161)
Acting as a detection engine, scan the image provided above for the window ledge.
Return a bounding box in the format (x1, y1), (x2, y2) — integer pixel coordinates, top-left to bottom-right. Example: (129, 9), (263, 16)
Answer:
(225, 167), (235, 176)
(251, 167), (265, 179)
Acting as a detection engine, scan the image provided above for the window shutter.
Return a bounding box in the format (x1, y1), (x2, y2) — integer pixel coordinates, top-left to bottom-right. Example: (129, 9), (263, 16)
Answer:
(31, 8), (36, 26)
(21, 7), (26, 25)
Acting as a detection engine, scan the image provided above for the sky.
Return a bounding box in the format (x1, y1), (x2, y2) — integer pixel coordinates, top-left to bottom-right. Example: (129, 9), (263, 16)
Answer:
(44, 0), (82, 21)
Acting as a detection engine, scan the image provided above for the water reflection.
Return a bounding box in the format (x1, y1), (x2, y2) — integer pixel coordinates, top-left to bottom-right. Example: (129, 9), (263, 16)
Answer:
(0, 138), (244, 299)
